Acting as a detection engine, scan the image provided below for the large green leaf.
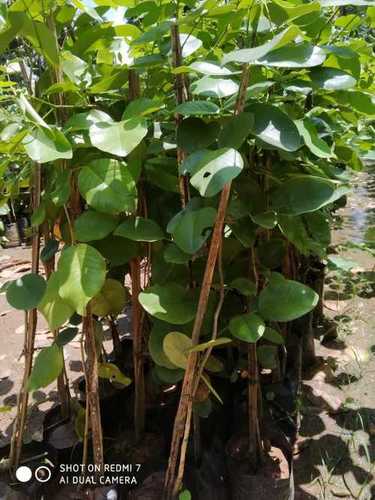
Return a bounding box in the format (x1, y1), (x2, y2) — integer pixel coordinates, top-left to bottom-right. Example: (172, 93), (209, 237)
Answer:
(335, 90), (375, 115)
(74, 211), (118, 242)
(181, 148), (244, 197)
(272, 176), (348, 215)
(149, 322), (177, 369)
(175, 101), (220, 116)
(23, 127), (72, 163)
(229, 313), (265, 343)
(6, 273), (46, 310)
(190, 61), (235, 76)
(310, 67), (356, 90)
(218, 113), (254, 149)
(114, 217), (164, 242)
(295, 119), (334, 158)
(191, 76), (239, 98)
(163, 332), (192, 369)
(167, 200), (217, 254)
(90, 279), (127, 316)
(28, 344), (64, 392)
(91, 235), (139, 266)
(177, 118), (219, 153)
(78, 158), (137, 214)
(259, 274), (318, 322)
(139, 284), (196, 324)
(222, 26), (300, 64)
(258, 43), (326, 68)
(247, 104), (302, 152)
(57, 244), (106, 315)
(38, 272), (75, 330)
(89, 118), (147, 157)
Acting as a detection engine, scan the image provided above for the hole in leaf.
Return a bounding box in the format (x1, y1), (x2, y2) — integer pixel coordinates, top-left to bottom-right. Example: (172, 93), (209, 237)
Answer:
(203, 171), (211, 178)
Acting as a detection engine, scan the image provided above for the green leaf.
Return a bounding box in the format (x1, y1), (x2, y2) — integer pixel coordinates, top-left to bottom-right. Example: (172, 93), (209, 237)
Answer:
(263, 327), (285, 345)
(139, 284), (196, 324)
(231, 278), (257, 296)
(40, 239), (59, 263)
(177, 118), (219, 153)
(61, 51), (92, 86)
(167, 201), (217, 254)
(222, 26), (300, 64)
(310, 67), (356, 90)
(6, 273), (46, 310)
(272, 176), (348, 215)
(295, 119), (334, 158)
(163, 332), (192, 369)
(257, 345), (278, 369)
(23, 127), (72, 163)
(163, 244), (191, 264)
(175, 101), (220, 116)
(65, 110), (113, 131)
(251, 211), (278, 229)
(123, 98), (164, 119)
(258, 43), (326, 68)
(247, 104), (302, 152)
(149, 322), (177, 369)
(91, 235), (138, 267)
(229, 313), (265, 343)
(31, 204), (46, 227)
(259, 275), (318, 322)
(55, 327), (79, 347)
(335, 91), (375, 115)
(189, 337), (232, 352)
(89, 118), (148, 157)
(78, 158), (137, 215)
(74, 211), (118, 242)
(179, 33), (202, 57)
(38, 271), (75, 330)
(21, 17), (59, 66)
(98, 363), (132, 386)
(28, 344), (64, 392)
(190, 61), (234, 76)
(153, 365), (184, 384)
(191, 76), (239, 98)
(57, 244), (106, 315)
(90, 279), (127, 316)
(114, 217), (164, 242)
(327, 255), (358, 271)
(218, 113), (254, 149)
(179, 490), (192, 500)
(181, 148), (243, 197)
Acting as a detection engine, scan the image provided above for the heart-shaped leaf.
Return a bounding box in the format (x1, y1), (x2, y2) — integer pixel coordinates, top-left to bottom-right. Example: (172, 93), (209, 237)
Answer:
(259, 274), (318, 322)
(167, 200), (217, 254)
(6, 273), (46, 310)
(258, 43), (326, 68)
(163, 332), (192, 369)
(181, 148), (244, 197)
(28, 344), (64, 392)
(247, 104), (302, 152)
(78, 158), (137, 215)
(272, 176), (347, 215)
(191, 76), (239, 98)
(114, 217), (164, 242)
(90, 279), (128, 316)
(74, 211), (118, 242)
(23, 127), (72, 163)
(139, 284), (196, 324)
(89, 118), (147, 157)
(57, 244), (106, 315)
(38, 271), (75, 330)
(229, 313), (265, 343)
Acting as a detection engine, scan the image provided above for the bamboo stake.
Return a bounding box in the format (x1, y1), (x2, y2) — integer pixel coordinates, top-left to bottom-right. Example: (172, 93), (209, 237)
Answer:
(9, 164), (41, 469)
(128, 68), (146, 442)
(164, 65), (250, 499)
(83, 309), (104, 469)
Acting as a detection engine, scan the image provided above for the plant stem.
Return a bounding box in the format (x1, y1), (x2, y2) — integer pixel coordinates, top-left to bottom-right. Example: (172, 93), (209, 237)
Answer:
(9, 163), (41, 469)
(83, 309), (104, 470)
(164, 65), (250, 499)
(128, 68), (146, 442)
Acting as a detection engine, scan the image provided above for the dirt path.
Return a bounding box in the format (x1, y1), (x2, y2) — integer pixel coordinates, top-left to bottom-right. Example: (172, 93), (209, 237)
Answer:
(294, 169), (375, 499)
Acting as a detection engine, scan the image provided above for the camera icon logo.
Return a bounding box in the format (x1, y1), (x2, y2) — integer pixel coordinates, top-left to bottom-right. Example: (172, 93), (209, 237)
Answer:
(15, 464), (52, 483)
